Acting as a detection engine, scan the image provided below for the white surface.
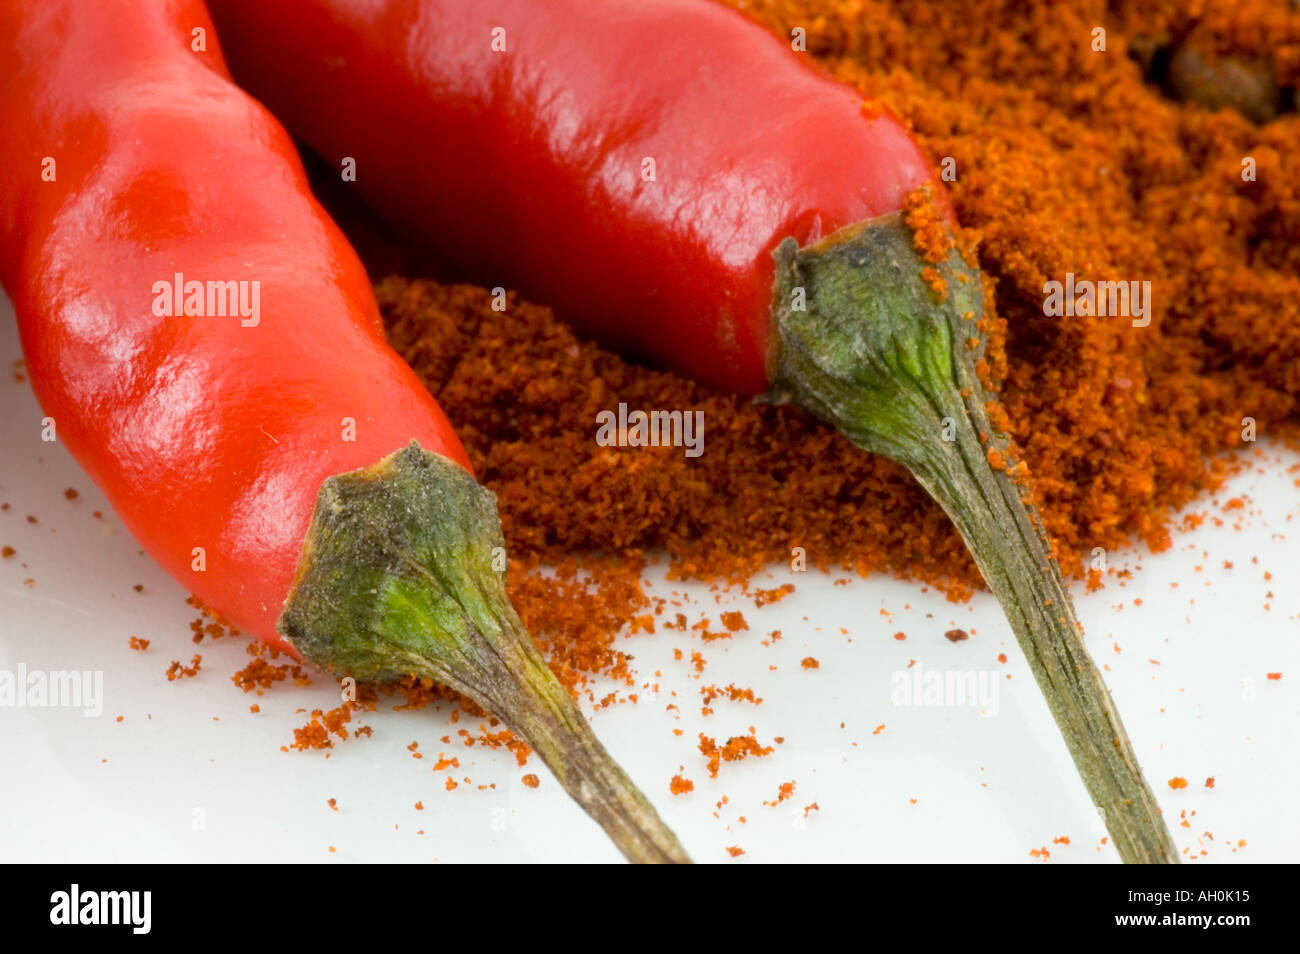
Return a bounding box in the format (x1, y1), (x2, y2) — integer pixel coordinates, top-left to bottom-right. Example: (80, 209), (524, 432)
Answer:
(1, 296), (1296, 864)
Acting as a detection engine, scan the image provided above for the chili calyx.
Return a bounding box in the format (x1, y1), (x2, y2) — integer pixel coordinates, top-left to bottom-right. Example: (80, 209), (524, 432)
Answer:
(764, 213), (1178, 865)
(278, 442), (690, 864)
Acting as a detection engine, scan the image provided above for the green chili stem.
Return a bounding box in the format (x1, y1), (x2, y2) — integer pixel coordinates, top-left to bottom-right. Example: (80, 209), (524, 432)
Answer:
(916, 398), (1177, 864)
(278, 443), (690, 864)
(766, 211), (1178, 863)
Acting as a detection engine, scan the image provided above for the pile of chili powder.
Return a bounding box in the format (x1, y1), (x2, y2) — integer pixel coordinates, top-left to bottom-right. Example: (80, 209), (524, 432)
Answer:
(336, 0), (1300, 688)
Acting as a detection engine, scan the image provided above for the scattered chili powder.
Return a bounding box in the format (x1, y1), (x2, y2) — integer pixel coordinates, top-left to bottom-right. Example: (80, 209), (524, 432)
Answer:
(719, 610), (749, 632)
(764, 781), (796, 806)
(185, 596), (241, 644)
(670, 774), (694, 795)
(478, 726), (532, 766)
(725, 845), (745, 858)
(231, 644), (312, 692)
(801, 656), (820, 670)
(165, 654), (201, 681)
(700, 684), (761, 706)
(752, 583), (795, 607)
(1169, 776), (1190, 789)
(698, 731), (775, 778)
(290, 703), (356, 751)
(127, 636), (149, 651)
(919, 266), (947, 301)
(944, 629), (969, 643)
(522, 773), (540, 788)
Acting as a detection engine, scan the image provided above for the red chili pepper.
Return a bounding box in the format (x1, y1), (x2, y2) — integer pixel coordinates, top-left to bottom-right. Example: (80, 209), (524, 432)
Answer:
(209, 0), (1179, 863)
(207, 0), (944, 395)
(0, 0), (686, 864)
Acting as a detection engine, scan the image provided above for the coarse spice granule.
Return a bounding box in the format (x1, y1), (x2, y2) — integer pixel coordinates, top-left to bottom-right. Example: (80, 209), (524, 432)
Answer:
(314, 0), (1300, 689)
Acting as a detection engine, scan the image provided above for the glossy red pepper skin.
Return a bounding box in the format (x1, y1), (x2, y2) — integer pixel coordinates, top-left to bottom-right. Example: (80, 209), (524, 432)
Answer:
(207, 0), (945, 395)
(0, 0), (469, 654)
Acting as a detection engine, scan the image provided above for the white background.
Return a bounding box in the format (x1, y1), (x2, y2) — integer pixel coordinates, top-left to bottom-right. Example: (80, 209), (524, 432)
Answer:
(1, 295), (1296, 863)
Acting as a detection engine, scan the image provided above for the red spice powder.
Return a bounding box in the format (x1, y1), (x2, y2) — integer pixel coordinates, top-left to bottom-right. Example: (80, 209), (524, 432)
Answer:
(231, 644), (312, 693)
(699, 731), (775, 778)
(764, 781), (796, 806)
(752, 584), (795, 607)
(700, 684), (761, 706)
(165, 655), (201, 681)
(289, 703), (358, 751)
(184, 595), (241, 644)
(479, 726), (531, 766)
(719, 611), (749, 632)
